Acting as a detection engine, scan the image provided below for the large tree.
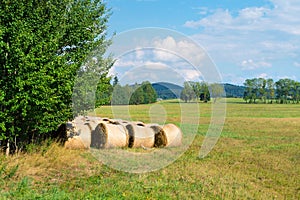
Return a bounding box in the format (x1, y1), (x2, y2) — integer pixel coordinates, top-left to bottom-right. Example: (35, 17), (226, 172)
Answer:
(0, 0), (112, 151)
(266, 78), (275, 103)
(141, 81), (157, 104)
(180, 82), (195, 103)
(199, 82), (210, 103)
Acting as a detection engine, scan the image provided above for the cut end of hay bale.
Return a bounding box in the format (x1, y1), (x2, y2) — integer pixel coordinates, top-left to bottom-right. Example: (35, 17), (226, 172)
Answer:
(64, 136), (87, 150)
(91, 123), (107, 149)
(150, 125), (167, 148)
(162, 124), (182, 147)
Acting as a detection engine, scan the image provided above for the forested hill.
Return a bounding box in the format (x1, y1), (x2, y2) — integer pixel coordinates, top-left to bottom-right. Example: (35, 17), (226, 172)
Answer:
(223, 83), (245, 98)
(152, 82), (183, 99)
(152, 82), (245, 99)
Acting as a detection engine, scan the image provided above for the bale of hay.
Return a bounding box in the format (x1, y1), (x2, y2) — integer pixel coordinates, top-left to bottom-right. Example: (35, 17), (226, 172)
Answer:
(91, 122), (129, 149)
(65, 116), (103, 149)
(148, 124), (167, 148)
(162, 124), (182, 147)
(125, 123), (155, 148)
(74, 122), (92, 148)
(64, 136), (87, 149)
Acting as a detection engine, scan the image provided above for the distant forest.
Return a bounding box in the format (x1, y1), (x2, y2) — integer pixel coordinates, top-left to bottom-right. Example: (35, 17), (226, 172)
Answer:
(102, 77), (299, 105)
(109, 77), (157, 105)
(243, 78), (300, 104)
(152, 82), (245, 100)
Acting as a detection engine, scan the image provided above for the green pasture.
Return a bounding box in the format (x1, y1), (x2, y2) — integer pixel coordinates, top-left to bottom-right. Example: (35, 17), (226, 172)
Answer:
(1, 98), (299, 199)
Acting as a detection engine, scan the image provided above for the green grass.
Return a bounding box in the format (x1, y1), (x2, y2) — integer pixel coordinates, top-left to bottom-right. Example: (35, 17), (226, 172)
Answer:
(1, 98), (299, 199)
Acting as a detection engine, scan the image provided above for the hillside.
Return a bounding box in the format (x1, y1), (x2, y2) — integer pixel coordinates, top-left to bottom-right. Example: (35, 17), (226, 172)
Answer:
(152, 82), (245, 99)
(222, 83), (245, 98)
(152, 82), (183, 99)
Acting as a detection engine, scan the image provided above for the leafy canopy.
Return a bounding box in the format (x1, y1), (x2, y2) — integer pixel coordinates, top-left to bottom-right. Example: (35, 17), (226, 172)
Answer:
(0, 0), (112, 148)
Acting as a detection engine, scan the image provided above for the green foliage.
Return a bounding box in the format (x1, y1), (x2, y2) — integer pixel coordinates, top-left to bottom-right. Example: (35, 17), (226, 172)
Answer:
(112, 76), (119, 87)
(95, 75), (113, 107)
(111, 84), (131, 105)
(198, 82), (211, 102)
(180, 81), (211, 103)
(152, 82), (183, 99)
(0, 0), (112, 150)
(134, 81), (157, 104)
(72, 57), (113, 115)
(111, 81), (157, 105)
(243, 78), (300, 104)
(180, 82), (195, 102)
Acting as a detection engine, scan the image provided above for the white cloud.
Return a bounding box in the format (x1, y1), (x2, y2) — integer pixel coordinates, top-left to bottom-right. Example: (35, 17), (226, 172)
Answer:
(277, 75), (297, 80)
(185, 9), (233, 29)
(184, 0), (300, 35)
(179, 69), (202, 81)
(241, 59), (272, 70)
(153, 36), (206, 65)
(222, 73), (246, 85)
(143, 61), (169, 70)
(114, 59), (144, 68)
(135, 48), (145, 60)
(120, 64), (184, 85)
(184, 0), (300, 82)
(258, 73), (268, 79)
(294, 62), (300, 67)
(238, 7), (269, 20)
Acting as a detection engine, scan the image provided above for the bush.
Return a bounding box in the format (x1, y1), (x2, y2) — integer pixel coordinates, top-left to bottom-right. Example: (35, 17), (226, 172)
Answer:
(0, 0), (112, 152)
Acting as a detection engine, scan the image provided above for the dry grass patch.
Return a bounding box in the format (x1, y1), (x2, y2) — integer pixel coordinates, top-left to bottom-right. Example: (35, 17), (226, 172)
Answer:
(3, 142), (102, 187)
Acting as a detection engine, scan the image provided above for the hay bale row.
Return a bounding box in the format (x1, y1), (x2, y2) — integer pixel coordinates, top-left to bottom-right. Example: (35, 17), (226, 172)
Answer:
(91, 122), (129, 148)
(65, 116), (182, 149)
(126, 123), (155, 148)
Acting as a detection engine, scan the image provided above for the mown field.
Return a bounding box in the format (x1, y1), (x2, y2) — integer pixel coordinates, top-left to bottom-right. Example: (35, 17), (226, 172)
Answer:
(0, 98), (299, 199)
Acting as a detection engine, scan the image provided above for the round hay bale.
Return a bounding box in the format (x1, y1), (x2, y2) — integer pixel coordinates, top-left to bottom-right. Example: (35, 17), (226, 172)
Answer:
(125, 123), (155, 148)
(162, 124), (182, 147)
(75, 122), (92, 149)
(64, 136), (87, 149)
(91, 122), (128, 149)
(148, 124), (168, 148)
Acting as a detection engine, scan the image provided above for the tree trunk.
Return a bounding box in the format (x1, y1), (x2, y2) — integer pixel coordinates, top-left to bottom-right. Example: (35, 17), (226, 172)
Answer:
(5, 140), (10, 157)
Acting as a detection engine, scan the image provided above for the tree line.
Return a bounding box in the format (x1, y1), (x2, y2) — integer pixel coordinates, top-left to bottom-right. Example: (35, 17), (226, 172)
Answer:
(110, 77), (157, 105)
(243, 78), (300, 104)
(180, 81), (224, 103)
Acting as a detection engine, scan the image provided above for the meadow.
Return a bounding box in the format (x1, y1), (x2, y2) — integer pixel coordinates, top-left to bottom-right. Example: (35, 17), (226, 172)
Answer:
(0, 98), (299, 199)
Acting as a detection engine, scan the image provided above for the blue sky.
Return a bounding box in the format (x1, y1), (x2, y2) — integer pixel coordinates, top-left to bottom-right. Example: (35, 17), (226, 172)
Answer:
(104, 0), (300, 85)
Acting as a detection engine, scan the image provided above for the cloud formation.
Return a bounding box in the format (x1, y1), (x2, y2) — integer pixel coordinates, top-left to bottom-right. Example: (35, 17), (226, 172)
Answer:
(183, 0), (300, 84)
(241, 59), (272, 70)
(111, 35), (213, 84)
(184, 0), (300, 35)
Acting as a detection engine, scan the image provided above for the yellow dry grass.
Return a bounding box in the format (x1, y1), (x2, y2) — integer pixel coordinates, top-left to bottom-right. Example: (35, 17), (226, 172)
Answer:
(4, 143), (101, 186)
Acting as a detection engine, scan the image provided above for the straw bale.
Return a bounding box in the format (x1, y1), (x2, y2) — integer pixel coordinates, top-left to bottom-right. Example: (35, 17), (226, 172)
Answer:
(91, 122), (129, 148)
(162, 124), (182, 147)
(125, 123), (155, 148)
(64, 136), (87, 149)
